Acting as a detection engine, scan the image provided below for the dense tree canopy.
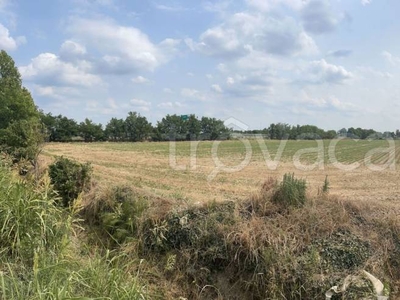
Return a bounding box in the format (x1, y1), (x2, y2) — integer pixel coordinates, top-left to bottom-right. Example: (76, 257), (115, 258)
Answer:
(0, 50), (42, 161)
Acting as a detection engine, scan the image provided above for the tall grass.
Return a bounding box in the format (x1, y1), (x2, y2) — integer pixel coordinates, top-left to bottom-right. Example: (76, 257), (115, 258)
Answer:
(272, 173), (307, 208)
(0, 160), (147, 299)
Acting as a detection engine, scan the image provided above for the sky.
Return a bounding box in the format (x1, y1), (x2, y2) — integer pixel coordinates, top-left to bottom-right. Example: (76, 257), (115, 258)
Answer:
(1, 0), (400, 131)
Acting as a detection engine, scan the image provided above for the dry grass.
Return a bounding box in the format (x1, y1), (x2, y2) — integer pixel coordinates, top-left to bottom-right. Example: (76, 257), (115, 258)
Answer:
(41, 140), (400, 204)
(37, 140), (400, 298)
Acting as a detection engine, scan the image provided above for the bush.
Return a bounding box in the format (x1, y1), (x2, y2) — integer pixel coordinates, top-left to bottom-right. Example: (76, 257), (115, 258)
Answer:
(82, 185), (150, 245)
(272, 173), (307, 208)
(49, 156), (92, 207)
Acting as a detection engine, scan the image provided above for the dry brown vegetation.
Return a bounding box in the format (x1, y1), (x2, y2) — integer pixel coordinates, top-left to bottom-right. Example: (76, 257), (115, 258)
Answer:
(42, 140), (400, 204)
(38, 140), (400, 299)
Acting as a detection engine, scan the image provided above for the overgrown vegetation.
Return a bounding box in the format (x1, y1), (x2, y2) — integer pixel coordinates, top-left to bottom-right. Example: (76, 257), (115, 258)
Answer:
(1, 48), (399, 299)
(77, 174), (398, 299)
(272, 173), (307, 208)
(48, 156), (92, 207)
(0, 160), (147, 299)
(0, 50), (43, 163)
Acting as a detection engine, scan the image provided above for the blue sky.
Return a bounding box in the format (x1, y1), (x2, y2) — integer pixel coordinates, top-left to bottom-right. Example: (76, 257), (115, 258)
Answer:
(1, 0), (399, 131)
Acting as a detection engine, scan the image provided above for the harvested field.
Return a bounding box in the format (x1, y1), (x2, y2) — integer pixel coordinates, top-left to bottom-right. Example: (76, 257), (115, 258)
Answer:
(42, 139), (400, 204)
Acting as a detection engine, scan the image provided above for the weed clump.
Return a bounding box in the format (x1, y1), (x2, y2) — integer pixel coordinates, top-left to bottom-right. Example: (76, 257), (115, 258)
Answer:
(49, 156), (92, 207)
(315, 230), (371, 271)
(82, 185), (149, 245)
(272, 173), (307, 208)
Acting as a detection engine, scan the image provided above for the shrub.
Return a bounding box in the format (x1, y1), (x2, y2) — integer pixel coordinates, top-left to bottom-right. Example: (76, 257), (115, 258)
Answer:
(82, 185), (149, 245)
(49, 156), (92, 207)
(272, 173), (307, 208)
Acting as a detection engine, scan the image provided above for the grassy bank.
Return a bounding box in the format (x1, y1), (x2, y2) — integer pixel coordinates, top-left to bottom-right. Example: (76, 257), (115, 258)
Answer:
(82, 175), (399, 299)
(2, 154), (400, 299)
(0, 159), (147, 300)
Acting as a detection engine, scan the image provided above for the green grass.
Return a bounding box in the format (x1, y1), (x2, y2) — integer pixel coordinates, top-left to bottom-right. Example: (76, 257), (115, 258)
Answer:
(0, 160), (148, 300)
(46, 139), (400, 165)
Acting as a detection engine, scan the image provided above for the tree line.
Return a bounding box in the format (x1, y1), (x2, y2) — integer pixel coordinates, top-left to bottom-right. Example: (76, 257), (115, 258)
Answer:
(1, 49), (400, 164)
(39, 111), (400, 144)
(39, 112), (231, 142)
(241, 123), (400, 140)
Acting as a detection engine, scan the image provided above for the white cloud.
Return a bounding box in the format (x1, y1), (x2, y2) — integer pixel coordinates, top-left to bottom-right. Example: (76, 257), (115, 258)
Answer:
(309, 59), (353, 84)
(211, 84), (223, 93)
(301, 0), (339, 34)
(355, 66), (393, 79)
(60, 40), (86, 61)
(187, 12), (318, 58)
(154, 4), (187, 12)
(20, 53), (101, 87)
(382, 51), (400, 65)
(181, 88), (206, 101)
(217, 63), (228, 72)
(300, 92), (356, 111)
(187, 26), (246, 58)
(226, 77), (235, 85)
(34, 85), (56, 97)
(245, 0), (305, 11)
(327, 49), (353, 58)
(163, 88), (174, 94)
(361, 0), (372, 5)
(157, 101), (183, 108)
(32, 84), (81, 100)
(223, 72), (274, 98)
(130, 98), (151, 106)
(0, 23), (25, 51)
(0, 0), (9, 11)
(67, 18), (179, 74)
(202, 1), (231, 13)
(130, 98), (151, 111)
(132, 76), (150, 84)
(71, 0), (117, 8)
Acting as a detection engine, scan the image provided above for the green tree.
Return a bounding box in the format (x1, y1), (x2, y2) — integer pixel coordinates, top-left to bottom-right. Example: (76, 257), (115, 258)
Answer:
(79, 118), (104, 142)
(0, 50), (43, 161)
(155, 114), (187, 141)
(105, 118), (125, 141)
(186, 114), (201, 140)
(125, 112), (152, 142)
(50, 115), (79, 142)
(268, 123), (290, 140)
(200, 117), (229, 140)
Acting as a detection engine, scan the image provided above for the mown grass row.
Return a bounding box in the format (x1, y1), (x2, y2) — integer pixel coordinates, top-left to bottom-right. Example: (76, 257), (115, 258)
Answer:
(44, 139), (400, 165)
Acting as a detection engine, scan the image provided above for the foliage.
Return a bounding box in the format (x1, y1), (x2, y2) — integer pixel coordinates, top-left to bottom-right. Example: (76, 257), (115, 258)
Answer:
(272, 173), (307, 208)
(0, 161), (68, 264)
(200, 116), (230, 140)
(125, 112), (152, 142)
(39, 106), (398, 143)
(0, 50), (42, 162)
(155, 114), (190, 141)
(48, 157), (92, 207)
(105, 117), (125, 141)
(0, 161), (147, 299)
(79, 118), (104, 142)
(83, 185), (149, 245)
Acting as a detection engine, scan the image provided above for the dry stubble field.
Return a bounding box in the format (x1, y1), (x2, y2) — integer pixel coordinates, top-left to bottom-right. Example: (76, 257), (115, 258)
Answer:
(42, 139), (400, 204)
